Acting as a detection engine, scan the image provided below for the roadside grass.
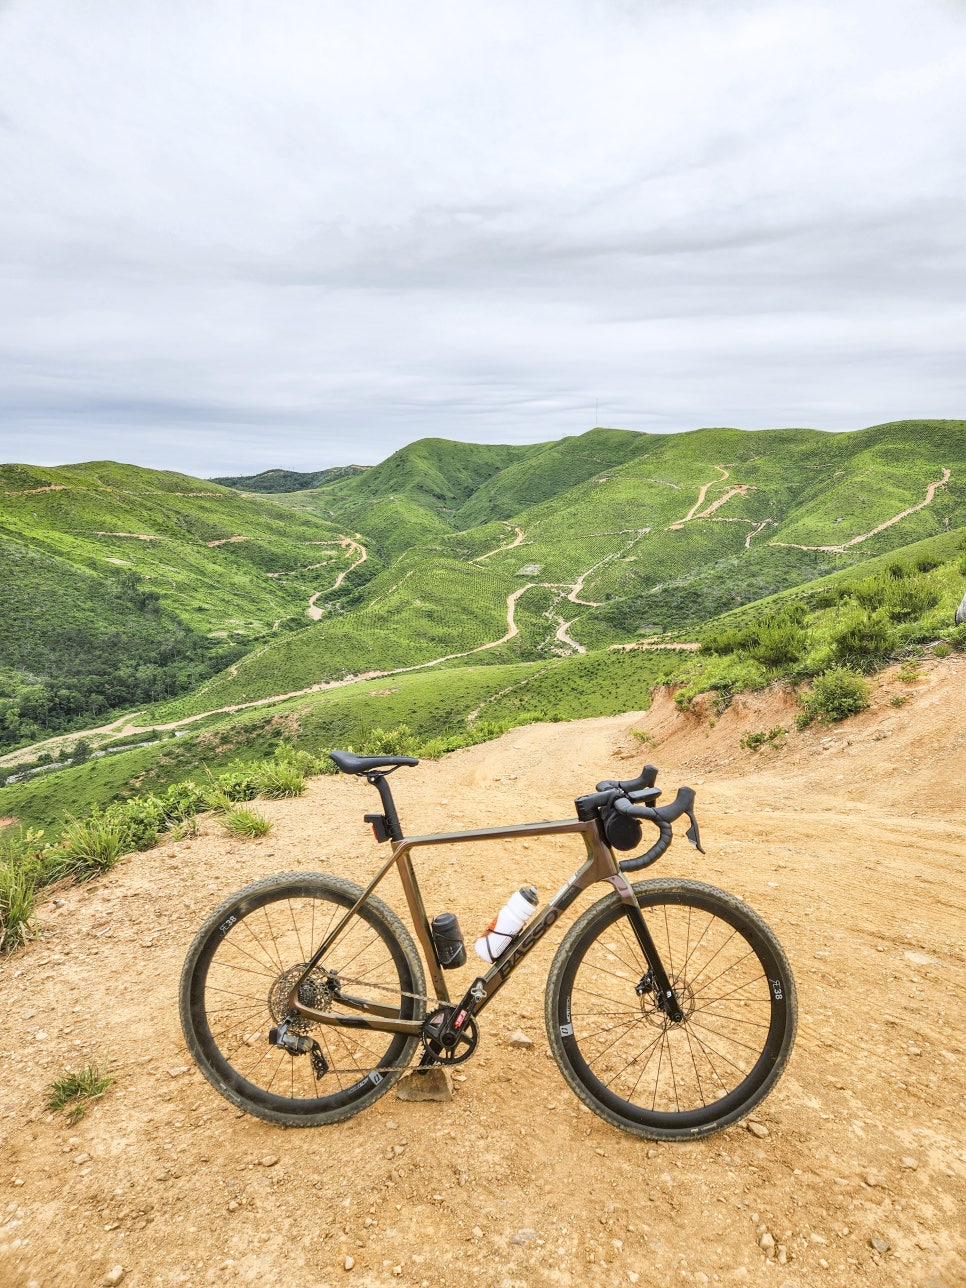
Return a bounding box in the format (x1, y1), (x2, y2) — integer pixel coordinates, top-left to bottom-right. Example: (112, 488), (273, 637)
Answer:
(47, 1062), (114, 1124)
(219, 805), (273, 838)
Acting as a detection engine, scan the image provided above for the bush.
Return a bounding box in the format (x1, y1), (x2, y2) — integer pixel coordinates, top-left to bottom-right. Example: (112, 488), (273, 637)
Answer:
(211, 767), (260, 802)
(104, 796), (165, 852)
(740, 726), (787, 751)
(219, 805), (273, 838)
(361, 725), (417, 756)
(799, 669), (870, 724)
(830, 610), (897, 671)
(160, 780), (207, 823)
(933, 642), (952, 658)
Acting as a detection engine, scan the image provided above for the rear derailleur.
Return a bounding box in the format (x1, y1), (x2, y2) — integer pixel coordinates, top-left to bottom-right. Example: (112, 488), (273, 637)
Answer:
(269, 1019), (329, 1079)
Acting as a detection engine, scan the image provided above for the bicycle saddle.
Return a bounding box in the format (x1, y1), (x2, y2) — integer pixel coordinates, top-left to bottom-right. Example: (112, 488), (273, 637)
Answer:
(328, 750), (419, 776)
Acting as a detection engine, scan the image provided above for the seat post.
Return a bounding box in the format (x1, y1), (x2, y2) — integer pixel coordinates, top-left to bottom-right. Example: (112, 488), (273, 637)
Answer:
(368, 772), (404, 842)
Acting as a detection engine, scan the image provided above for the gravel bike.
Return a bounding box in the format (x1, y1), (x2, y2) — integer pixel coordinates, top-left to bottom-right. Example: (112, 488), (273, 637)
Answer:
(179, 752), (797, 1140)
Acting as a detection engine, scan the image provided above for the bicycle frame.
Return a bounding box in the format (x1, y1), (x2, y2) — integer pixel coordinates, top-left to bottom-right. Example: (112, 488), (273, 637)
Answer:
(287, 806), (683, 1038)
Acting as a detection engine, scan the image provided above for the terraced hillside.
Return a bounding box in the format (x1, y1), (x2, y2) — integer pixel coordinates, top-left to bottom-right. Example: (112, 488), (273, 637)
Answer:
(0, 462), (361, 748)
(146, 420), (965, 719)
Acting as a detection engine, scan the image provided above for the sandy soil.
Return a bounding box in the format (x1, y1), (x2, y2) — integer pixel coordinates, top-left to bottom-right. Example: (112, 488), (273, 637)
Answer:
(1, 660), (965, 1288)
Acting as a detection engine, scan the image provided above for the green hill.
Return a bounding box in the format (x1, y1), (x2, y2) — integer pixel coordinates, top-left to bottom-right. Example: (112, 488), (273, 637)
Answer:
(2, 420), (964, 816)
(0, 461), (362, 748)
(211, 465), (366, 492)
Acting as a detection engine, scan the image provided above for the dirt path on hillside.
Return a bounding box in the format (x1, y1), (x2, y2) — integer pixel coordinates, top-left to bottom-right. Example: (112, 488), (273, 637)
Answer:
(307, 538), (368, 620)
(771, 468), (952, 554)
(2, 662), (964, 1287)
(667, 466), (730, 530)
(474, 525), (526, 562)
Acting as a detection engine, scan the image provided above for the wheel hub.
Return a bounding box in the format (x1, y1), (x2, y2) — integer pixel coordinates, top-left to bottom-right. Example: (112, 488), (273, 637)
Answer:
(268, 964), (333, 1033)
(641, 976), (695, 1029)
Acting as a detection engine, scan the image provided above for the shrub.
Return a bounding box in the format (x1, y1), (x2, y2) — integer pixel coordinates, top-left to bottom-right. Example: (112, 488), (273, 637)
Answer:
(47, 1061), (114, 1123)
(212, 767), (260, 802)
(799, 669), (870, 724)
(933, 642), (952, 658)
(362, 725), (417, 756)
(219, 805), (272, 838)
(947, 624), (966, 652)
(830, 610), (896, 671)
(890, 694), (908, 708)
(104, 796), (165, 852)
(160, 780), (207, 823)
(56, 813), (128, 879)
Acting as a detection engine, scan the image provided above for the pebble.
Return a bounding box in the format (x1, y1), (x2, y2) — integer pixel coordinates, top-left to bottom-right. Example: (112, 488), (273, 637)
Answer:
(900, 1156), (919, 1170)
(870, 1238), (891, 1253)
(344, 1256), (355, 1271)
(758, 1232), (775, 1253)
(395, 1067), (452, 1102)
(746, 1120), (769, 1138)
(259, 1155), (279, 1167)
(472, 1226), (484, 1239)
(167, 1067), (188, 1078)
(864, 1170), (887, 1188)
(103, 1269), (125, 1286)
(511, 1228), (540, 1245)
(508, 1030), (533, 1049)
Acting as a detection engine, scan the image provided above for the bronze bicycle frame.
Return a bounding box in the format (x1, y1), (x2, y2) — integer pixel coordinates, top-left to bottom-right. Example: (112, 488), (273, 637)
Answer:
(287, 802), (681, 1038)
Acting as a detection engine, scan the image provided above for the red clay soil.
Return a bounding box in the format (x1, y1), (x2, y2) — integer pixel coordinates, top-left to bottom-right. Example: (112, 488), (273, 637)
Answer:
(1, 659), (964, 1288)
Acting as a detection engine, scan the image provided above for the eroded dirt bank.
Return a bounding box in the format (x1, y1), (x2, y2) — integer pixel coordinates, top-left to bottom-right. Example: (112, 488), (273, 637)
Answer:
(1, 661), (964, 1288)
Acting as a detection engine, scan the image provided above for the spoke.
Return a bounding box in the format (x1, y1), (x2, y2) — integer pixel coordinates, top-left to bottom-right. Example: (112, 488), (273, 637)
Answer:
(683, 1019), (708, 1107)
(693, 972), (767, 1006)
(257, 905), (286, 972)
(684, 932), (747, 995)
(650, 1030), (667, 1111)
(218, 933), (280, 979)
(686, 1016), (766, 1056)
(288, 899), (308, 962)
(575, 1014), (641, 1045)
(677, 910), (718, 978)
(209, 957), (278, 980)
(603, 1026), (666, 1091)
(682, 1024), (753, 1079)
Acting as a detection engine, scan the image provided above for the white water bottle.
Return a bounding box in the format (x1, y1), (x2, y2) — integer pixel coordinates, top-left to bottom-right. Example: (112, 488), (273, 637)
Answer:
(475, 885), (539, 962)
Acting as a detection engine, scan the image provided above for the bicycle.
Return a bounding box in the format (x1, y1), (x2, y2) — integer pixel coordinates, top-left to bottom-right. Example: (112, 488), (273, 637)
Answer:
(179, 752), (797, 1140)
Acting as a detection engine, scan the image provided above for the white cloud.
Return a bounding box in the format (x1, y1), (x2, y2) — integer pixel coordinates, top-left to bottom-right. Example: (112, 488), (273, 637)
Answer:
(0, 0), (964, 474)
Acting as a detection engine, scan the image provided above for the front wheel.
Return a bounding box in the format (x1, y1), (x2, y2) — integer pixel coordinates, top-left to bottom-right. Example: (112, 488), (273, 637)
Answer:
(180, 873), (426, 1126)
(545, 878), (797, 1140)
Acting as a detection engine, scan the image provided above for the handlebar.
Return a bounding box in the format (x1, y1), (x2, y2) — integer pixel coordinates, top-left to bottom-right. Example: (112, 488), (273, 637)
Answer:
(613, 784), (705, 872)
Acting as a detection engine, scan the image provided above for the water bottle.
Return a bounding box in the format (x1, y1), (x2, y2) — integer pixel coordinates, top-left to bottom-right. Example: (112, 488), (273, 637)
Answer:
(431, 911), (467, 969)
(474, 885), (539, 962)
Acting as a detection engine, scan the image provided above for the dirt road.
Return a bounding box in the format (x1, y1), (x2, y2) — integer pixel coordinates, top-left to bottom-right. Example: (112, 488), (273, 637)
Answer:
(1, 661), (964, 1287)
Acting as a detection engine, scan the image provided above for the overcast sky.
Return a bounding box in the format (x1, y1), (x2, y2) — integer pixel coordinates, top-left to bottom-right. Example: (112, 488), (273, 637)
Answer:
(1, 0), (965, 477)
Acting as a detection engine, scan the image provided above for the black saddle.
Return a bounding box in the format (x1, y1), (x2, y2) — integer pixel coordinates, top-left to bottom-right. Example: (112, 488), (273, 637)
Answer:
(328, 750), (419, 776)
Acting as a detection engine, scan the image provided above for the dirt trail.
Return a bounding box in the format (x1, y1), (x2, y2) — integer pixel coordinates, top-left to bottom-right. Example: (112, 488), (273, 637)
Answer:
(771, 469), (951, 554)
(667, 466), (730, 530)
(2, 662), (964, 1287)
(474, 525), (526, 562)
(307, 538), (368, 620)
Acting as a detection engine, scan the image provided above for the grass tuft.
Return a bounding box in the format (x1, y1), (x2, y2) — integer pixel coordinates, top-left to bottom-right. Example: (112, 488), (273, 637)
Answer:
(55, 813), (127, 880)
(219, 805), (273, 838)
(47, 1061), (114, 1123)
(0, 862), (38, 952)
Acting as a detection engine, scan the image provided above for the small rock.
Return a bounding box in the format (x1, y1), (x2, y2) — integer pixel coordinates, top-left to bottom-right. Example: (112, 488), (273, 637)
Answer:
(746, 1120), (769, 1138)
(259, 1155), (279, 1167)
(507, 1030), (533, 1049)
(903, 951), (934, 966)
(759, 1232), (775, 1252)
(227, 1201), (239, 1212)
(392, 1267), (402, 1277)
(870, 1238), (891, 1253)
(900, 1155), (918, 1170)
(395, 1067), (452, 1102)
(167, 1066), (188, 1078)
(471, 1226), (484, 1239)
(511, 1228), (540, 1245)
(103, 1269), (125, 1287)
(344, 1255), (355, 1271)
(864, 1170), (887, 1188)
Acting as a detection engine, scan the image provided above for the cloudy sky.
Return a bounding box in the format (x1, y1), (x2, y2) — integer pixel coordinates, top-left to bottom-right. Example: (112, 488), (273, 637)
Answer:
(1, 0), (965, 476)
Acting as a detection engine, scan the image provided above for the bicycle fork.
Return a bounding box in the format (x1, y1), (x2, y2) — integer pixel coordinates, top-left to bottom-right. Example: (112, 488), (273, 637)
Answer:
(606, 873), (684, 1024)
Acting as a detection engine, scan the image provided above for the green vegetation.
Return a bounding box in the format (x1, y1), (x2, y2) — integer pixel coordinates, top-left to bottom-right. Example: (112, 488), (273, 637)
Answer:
(797, 670), (871, 725)
(212, 465), (365, 492)
(47, 1062), (114, 1124)
(219, 804), (273, 837)
(740, 725), (788, 751)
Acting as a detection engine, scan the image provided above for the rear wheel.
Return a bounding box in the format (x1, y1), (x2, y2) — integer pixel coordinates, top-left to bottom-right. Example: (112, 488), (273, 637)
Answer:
(180, 873), (425, 1126)
(545, 879), (796, 1139)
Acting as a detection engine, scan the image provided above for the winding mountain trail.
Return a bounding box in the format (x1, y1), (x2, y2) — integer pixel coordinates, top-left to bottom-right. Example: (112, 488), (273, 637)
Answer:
(474, 524), (526, 562)
(771, 468), (951, 553)
(306, 536), (367, 619)
(667, 465), (730, 529)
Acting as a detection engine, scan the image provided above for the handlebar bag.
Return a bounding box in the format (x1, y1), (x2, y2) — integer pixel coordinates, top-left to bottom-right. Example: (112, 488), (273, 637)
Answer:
(600, 804), (643, 852)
